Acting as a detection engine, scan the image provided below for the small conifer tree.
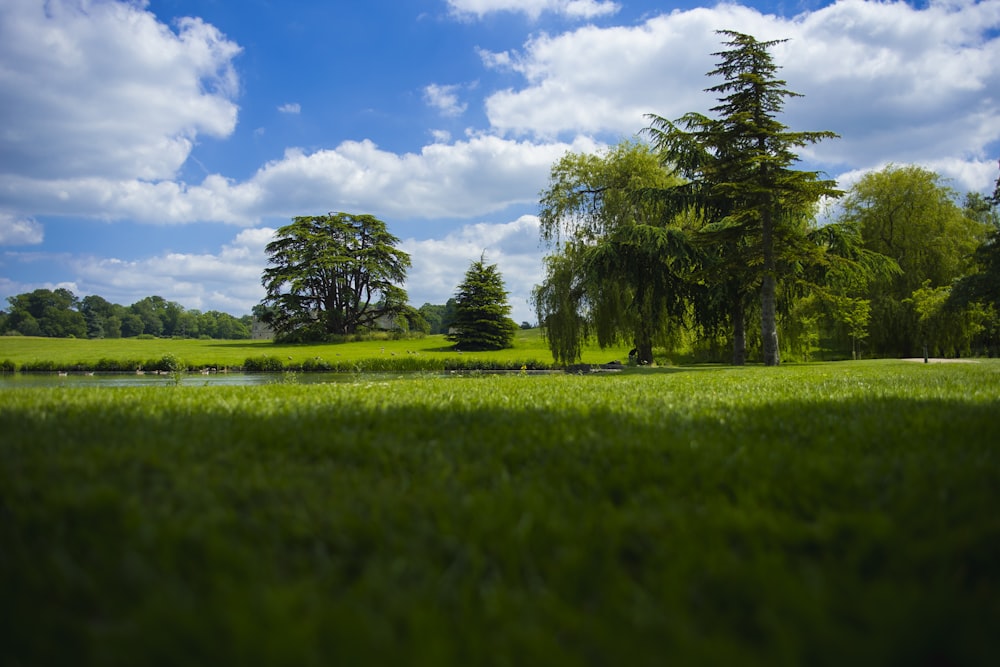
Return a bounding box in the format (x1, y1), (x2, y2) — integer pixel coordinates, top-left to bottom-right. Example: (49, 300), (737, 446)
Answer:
(447, 255), (518, 350)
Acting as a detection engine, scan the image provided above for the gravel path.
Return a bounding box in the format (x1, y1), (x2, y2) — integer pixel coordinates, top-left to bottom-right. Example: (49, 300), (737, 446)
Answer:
(901, 357), (979, 363)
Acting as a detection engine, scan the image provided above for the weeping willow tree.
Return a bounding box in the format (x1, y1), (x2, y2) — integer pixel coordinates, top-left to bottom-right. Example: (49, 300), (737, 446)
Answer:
(533, 141), (698, 365)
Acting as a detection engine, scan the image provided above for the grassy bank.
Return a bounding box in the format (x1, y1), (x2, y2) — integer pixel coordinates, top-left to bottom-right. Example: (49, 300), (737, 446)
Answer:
(0, 329), (634, 372)
(1, 361), (998, 665)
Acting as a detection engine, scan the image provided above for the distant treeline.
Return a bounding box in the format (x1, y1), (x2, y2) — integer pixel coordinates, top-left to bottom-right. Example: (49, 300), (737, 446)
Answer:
(0, 290), (531, 341)
(0, 289), (253, 340)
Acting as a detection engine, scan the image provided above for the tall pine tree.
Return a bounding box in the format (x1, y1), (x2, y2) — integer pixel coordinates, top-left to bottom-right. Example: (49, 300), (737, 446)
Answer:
(447, 255), (518, 351)
(646, 31), (840, 365)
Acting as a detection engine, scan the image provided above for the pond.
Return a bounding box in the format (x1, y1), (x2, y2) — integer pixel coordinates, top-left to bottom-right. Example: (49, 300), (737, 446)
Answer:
(0, 369), (558, 389)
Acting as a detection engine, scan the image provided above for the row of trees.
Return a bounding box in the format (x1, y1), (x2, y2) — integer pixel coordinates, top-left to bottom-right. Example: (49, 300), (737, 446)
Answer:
(2, 214), (524, 350)
(257, 213), (520, 349)
(12, 32), (993, 359)
(0, 290), (253, 340)
(533, 31), (999, 364)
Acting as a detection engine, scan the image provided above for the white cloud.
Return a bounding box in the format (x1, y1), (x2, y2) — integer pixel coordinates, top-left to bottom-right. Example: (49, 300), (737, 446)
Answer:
(447, 0), (620, 21)
(480, 0), (1000, 190)
(0, 133), (602, 225)
(0, 173), (261, 225)
(832, 156), (1000, 201)
(480, 6), (773, 138)
(401, 215), (545, 324)
(778, 0), (1000, 174)
(430, 129), (453, 143)
(0, 219), (547, 320)
(278, 103), (301, 114)
(245, 135), (602, 221)
(0, 0), (241, 182)
(65, 227), (275, 313)
(424, 84), (468, 117)
(0, 214), (44, 245)
(1, 0), (997, 236)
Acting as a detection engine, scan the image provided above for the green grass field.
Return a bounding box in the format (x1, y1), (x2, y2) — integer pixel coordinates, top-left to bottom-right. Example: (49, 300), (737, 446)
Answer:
(0, 330), (635, 372)
(1, 360), (998, 665)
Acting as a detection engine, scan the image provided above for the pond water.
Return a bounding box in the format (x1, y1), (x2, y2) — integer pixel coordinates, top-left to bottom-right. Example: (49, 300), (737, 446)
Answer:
(0, 370), (555, 389)
(0, 371), (412, 389)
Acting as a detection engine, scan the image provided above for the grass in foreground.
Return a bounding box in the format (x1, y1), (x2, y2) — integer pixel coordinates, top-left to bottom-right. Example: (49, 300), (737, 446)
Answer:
(1, 361), (998, 665)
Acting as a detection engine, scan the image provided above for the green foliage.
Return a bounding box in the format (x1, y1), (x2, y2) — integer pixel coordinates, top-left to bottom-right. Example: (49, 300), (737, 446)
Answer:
(394, 304), (430, 335)
(192, 310), (252, 339)
(951, 176), (1000, 351)
(417, 301), (456, 334)
(260, 212), (411, 341)
(645, 31), (841, 366)
(447, 256), (518, 351)
(533, 252), (589, 364)
(842, 164), (989, 356)
(906, 281), (987, 358)
(1, 290), (251, 340)
(2, 288), (86, 338)
(94, 357), (147, 372)
(243, 355), (287, 372)
(1, 362), (998, 665)
(535, 141), (690, 365)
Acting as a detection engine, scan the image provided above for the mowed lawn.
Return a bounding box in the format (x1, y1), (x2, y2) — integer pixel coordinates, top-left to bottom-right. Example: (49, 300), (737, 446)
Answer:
(0, 329), (634, 371)
(1, 360), (998, 665)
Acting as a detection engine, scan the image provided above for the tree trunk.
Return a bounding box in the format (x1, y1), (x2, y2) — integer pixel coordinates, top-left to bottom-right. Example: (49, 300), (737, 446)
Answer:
(760, 208), (780, 366)
(634, 328), (654, 366)
(732, 300), (746, 366)
(761, 274), (780, 365)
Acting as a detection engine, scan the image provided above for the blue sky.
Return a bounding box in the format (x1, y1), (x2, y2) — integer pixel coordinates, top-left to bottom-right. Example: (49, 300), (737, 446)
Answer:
(1, 0), (998, 325)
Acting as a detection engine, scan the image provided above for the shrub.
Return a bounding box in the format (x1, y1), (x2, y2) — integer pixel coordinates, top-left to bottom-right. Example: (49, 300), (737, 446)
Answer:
(95, 358), (145, 372)
(244, 356), (286, 372)
(20, 360), (56, 372)
(301, 358), (335, 371)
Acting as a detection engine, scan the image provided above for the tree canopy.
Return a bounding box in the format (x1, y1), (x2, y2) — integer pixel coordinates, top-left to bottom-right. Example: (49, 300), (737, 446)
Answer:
(0, 288), (251, 339)
(840, 165), (988, 356)
(952, 164), (1000, 318)
(447, 255), (518, 351)
(260, 213), (411, 341)
(534, 141), (692, 365)
(535, 32), (843, 367)
(644, 30), (841, 365)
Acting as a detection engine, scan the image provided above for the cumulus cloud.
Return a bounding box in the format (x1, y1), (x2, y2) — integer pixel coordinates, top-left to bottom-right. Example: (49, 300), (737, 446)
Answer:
(778, 0), (1000, 174)
(401, 215), (546, 323)
(244, 135), (601, 221)
(480, 11), (746, 138)
(424, 84), (468, 117)
(0, 134), (600, 225)
(0, 214), (44, 245)
(480, 0), (1000, 190)
(447, 0), (620, 21)
(1, 0), (998, 236)
(278, 103), (301, 114)
(0, 173), (261, 225)
(64, 227), (274, 313)
(1, 218), (546, 321)
(0, 0), (241, 182)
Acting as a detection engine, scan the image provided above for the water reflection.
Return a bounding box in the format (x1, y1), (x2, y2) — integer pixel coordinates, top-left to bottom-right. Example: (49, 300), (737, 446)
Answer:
(0, 371), (400, 389)
(0, 369), (554, 389)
